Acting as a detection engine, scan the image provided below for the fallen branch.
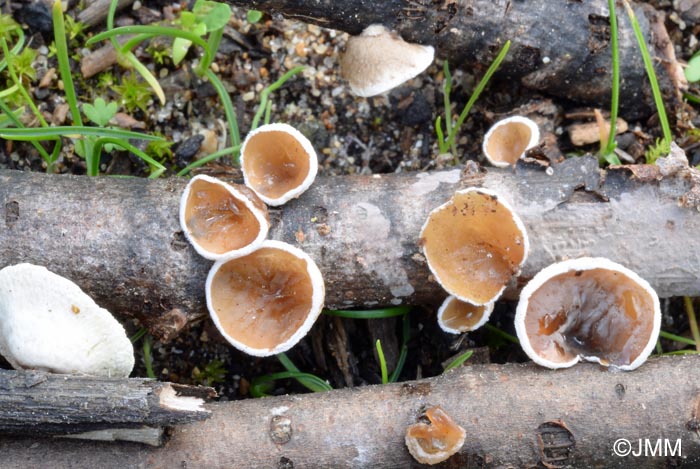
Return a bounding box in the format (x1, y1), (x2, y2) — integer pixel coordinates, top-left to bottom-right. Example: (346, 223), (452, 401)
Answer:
(0, 369), (213, 446)
(227, 0), (685, 119)
(0, 356), (698, 466)
(1, 157), (700, 340)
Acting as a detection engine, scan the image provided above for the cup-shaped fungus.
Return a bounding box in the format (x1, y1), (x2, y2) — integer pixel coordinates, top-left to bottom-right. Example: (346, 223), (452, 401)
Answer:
(482, 116), (540, 167)
(240, 123), (318, 206)
(340, 24), (435, 97)
(515, 257), (661, 371)
(180, 174), (269, 260)
(437, 295), (494, 334)
(405, 405), (466, 465)
(206, 240), (325, 357)
(0, 263), (134, 377)
(420, 188), (529, 306)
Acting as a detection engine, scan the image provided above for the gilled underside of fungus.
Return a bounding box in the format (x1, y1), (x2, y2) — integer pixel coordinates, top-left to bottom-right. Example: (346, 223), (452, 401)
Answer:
(420, 188), (528, 305)
(241, 123), (318, 206)
(405, 405), (466, 465)
(206, 240), (325, 356)
(515, 258), (660, 370)
(482, 116), (540, 167)
(180, 175), (268, 260)
(437, 296), (494, 334)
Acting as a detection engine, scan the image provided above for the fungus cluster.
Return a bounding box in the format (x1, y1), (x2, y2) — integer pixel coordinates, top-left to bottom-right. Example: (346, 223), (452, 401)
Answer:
(419, 185), (660, 373)
(420, 187), (529, 334)
(180, 123), (324, 356)
(0, 263), (134, 377)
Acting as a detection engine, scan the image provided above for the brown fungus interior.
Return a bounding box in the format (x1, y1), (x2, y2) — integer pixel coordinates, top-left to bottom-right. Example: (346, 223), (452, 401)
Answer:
(243, 130), (311, 199)
(184, 179), (263, 255)
(440, 297), (488, 332)
(422, 191), (525, 304)
(406, 406), (465, 457)
(523, 268), (656, 367)
(209, 247), (314, 350)
(486, 121), (533, 165)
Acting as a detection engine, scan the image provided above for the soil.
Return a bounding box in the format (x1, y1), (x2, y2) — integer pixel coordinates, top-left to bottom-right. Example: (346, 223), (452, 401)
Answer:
(1, 0), (699, 400)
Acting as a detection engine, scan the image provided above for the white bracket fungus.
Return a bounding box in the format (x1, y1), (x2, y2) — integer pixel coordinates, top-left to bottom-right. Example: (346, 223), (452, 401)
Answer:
(0, 263), (134, 377)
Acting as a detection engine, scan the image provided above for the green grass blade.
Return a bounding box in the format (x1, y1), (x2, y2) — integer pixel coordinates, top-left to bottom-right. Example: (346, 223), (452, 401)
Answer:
(251, 66), (305, 130)
(142, 335), (156, 379)
(250, 371), (332, 397)
(435, 115), (446, 154)
(277, 353), (333, 392)
(443, 349), (474, 372)
(445, 40), (510, 152)
(199, 26), (224, 73)
(603, 0), (620, 156)
(205, 69), (240, 152)
(441, 60), (453, 154)
(659, 330), (696, 347)
(0, 126), (164, 141)
(375, 339), (389, 384)
(176, 144), (241, 176)
(52, 0), (83, 127)
(94, 136), (166, 178)
(323, 306), (412, 319)
(88, 25), (209, 51)
(484, 323), (520, 345)
(389, 313), (410, 383)
(130, 327), (148, 343)
(623, 0), (672, 145)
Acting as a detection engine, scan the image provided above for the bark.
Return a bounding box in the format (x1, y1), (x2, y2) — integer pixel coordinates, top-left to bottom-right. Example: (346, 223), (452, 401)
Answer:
(226, 0), (685, 119)
(77, 0), (135, 28)
(0, 369), (213, 446)
(2, 158), (700, 340)
(0, 356), (698, 467)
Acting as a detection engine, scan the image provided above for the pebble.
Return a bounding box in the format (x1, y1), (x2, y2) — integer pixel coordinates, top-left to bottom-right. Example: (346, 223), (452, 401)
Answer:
(175, 134), (205, 166)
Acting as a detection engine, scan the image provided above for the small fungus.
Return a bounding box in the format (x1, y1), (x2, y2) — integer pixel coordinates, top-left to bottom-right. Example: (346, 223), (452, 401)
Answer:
(482, 116), (540, 167)
(340, 24), (435, 97)
(240, 123), (318, 206)
(0, 263), (134, 377)
(206, 240), (325, 357)
(179, 174), (269, 260)
(515, 257), (661, 370)
(420, 188), (529, 305)
(405, 405), (466, 465)
(437, 295), (494, 334)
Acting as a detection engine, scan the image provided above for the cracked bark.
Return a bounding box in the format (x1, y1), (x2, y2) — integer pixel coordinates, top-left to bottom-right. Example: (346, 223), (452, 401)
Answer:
(226, 0), (685, 119)
(0, 369), (213, 446)
(2, 158), (700, 340)
(0, 356), (697, 467)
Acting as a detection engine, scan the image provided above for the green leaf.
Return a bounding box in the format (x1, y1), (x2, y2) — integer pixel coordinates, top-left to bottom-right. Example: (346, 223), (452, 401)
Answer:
(194, 1), (232, 32)
(247, 10), (263, 24)
(83, 98), (118, 127)
(686, 54), (700, 83)
(172, 22), (206, 65)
